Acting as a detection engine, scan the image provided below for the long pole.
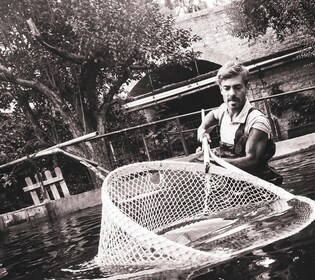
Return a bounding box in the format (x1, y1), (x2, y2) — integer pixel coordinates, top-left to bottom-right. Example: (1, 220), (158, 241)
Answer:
(201, 109), (211, 173)
(201, 109), (211, 214)
(0, 132), (99, 170)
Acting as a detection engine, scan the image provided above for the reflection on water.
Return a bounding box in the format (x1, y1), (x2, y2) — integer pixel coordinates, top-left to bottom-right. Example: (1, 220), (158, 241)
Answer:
(0, 148), (314, 280)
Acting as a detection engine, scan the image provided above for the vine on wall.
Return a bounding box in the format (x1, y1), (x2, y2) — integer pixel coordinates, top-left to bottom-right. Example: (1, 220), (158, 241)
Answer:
(269, 84), (315, 128)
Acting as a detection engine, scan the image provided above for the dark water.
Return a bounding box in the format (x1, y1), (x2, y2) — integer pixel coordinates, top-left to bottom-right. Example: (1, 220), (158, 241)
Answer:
(0, 148), (314, 280)
(0, 206), (103, 280)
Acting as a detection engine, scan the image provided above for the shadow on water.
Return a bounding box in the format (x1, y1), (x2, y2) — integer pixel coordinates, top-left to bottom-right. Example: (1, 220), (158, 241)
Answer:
(0, 148), (314, 280)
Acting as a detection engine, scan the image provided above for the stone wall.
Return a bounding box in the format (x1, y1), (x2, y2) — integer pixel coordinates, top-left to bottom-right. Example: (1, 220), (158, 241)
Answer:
(174, 6), (303, 64)
(249, 59), (315, 139)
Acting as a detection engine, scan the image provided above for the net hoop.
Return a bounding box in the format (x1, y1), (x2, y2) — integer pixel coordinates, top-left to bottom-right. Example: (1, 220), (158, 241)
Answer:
(97, 160), (315, 268)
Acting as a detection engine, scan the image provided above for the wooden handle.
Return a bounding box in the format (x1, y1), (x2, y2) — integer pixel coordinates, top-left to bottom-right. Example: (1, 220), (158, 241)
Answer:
(201, 109), (211, 173)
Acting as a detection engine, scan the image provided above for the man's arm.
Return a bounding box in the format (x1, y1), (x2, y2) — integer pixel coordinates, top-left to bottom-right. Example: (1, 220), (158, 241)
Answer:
(197, 111), (218, 142)
(224, 128), (268, 172)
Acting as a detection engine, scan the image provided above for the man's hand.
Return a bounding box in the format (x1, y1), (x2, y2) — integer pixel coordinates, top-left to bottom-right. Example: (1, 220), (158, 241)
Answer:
(197, 110), (217, 142)
(197, 127), (210, 142)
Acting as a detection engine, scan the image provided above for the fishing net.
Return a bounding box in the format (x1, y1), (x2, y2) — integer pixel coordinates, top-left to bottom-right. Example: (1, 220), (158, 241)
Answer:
(96, 160), (315, 268)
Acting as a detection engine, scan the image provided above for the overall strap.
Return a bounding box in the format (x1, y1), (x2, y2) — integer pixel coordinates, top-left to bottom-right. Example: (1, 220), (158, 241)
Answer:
(234, 107), (256, 145)
(218, 109), (225, 127)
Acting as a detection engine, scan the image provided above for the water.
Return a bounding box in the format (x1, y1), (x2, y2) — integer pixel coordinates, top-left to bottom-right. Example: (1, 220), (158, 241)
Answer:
(0, 207), (103, 280)
(193, 148), (315, 280)
(0, 148), (314, 280)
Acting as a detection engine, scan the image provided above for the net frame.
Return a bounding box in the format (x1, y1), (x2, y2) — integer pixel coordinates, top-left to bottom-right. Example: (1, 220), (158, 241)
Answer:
(96, 160), (315, 268)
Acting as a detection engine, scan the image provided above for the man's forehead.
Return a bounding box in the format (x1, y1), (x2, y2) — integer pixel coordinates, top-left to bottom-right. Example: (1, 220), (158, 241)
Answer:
(220, 75), (245, 86)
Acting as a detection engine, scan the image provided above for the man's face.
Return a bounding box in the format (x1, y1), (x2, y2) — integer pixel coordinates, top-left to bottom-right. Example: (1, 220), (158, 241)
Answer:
(219, 74), (247, 112)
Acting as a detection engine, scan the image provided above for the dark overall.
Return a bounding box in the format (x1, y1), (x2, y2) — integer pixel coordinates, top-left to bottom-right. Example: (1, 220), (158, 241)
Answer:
(215, 108), (283, 185)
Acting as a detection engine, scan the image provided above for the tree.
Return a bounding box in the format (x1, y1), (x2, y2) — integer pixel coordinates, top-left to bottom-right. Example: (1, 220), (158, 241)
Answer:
(225, 0), (315, 56)
(0, 0), (200, 170)
(0, 110), (39, 165)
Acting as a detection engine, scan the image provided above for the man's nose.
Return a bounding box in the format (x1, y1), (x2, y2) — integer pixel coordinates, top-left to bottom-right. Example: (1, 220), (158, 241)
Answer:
(228, 88), (236, 97)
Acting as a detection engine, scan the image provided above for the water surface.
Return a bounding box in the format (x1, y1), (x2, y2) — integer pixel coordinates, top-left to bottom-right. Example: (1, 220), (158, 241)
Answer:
(0, 148), (314, 280)
(193, 148), (315, 280)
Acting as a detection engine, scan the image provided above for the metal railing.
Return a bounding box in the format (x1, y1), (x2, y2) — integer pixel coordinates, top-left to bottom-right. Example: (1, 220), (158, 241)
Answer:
(92, 85), (315, 170)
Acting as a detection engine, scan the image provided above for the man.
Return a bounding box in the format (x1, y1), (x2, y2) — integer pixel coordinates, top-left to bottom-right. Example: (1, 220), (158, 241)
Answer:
(197, 61), (282, 184)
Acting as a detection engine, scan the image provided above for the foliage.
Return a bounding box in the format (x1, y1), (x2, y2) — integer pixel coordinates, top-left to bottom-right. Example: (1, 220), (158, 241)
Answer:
(0, 0), (200, 163)
(0, 180), (32, 214)
(0, 0), (201, 198)
(0, 110), (39, 165)
(105, 97), (147, 132)
(225, 0), (315, 56)
(269, 85), (315, 127)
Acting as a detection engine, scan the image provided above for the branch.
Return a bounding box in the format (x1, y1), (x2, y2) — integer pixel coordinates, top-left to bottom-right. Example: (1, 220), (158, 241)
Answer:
(15, 92), (47, 141)
(26, 18), (85, 65)
(104, 51), (144, 103)
(106, 66), (131, 104)
(0, 65), (14, 81)
(0, 63), (84, 138)
(0, 63), (61, 107)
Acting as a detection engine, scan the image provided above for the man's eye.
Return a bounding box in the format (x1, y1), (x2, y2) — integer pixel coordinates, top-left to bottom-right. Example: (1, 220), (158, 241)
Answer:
(223, 86), (230, 90)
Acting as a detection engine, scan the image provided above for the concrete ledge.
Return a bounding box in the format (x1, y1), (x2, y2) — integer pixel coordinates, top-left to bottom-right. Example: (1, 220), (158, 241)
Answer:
(274, 132), (315, 158)
(46, 188), (102, 217)
(0, 203), (48, 232)
(0, 188), (102, 232)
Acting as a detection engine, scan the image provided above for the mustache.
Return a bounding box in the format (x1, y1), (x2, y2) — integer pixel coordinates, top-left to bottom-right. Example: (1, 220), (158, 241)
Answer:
(227, 96), (240, 102)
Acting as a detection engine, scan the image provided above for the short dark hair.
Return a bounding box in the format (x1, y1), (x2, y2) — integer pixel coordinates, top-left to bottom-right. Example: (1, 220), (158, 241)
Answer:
(216, 61), (250, 85)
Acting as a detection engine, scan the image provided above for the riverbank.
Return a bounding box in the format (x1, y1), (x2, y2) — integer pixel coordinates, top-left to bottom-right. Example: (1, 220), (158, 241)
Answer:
(1, 132), (314, 233)
(273, 132), (315, 159)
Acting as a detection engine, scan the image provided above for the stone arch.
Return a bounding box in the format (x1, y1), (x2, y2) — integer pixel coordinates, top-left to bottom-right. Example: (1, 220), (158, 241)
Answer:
(129, 59), (223, 120)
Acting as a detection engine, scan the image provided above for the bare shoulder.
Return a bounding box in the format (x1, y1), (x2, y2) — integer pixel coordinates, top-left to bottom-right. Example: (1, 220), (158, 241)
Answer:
(248, 127), (268, 142)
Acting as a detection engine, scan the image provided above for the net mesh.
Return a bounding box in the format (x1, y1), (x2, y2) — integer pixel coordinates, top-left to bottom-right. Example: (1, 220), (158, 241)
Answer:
(97, 160), (315, 268)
